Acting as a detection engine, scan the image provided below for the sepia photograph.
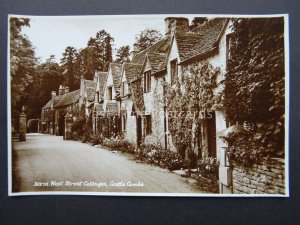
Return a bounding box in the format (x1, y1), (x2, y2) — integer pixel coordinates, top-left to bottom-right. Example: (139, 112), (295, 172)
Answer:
(8, 14), (289, 196)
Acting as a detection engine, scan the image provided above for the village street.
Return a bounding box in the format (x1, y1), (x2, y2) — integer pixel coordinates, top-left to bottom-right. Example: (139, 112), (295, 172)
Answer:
(12, 133), (205, 194)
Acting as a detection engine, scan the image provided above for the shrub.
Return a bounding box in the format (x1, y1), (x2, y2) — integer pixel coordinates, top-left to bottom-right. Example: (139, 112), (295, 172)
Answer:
(197, 157), (219, 180)
(102, 136), (135, 153)
(71, 117), (86, 140)
(136, 143), (184, 170)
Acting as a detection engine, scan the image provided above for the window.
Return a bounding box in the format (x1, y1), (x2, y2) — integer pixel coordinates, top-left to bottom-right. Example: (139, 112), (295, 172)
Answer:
(122, 81), (126, 96)
(122, 114), (127, 131)
(170, 59), (178, 84)
(144, 115), (152, 135)
(128, 83), (131, 94)
(144, 71), (151, 93)
(226, 34), (233, 69)
(107, 86), (112, 100)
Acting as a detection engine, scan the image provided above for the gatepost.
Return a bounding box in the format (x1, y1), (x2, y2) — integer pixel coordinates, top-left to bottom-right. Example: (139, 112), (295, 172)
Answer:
(64, 113), (72, 140)
(19, 106), (27, 141)
(218, 125), (241, 194)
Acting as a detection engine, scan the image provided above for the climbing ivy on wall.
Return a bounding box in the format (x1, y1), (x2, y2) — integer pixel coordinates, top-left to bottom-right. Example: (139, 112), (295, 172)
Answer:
(164, 61), (220, 160)
(131, 79), (145, 116)
(223, 17), (285, 165)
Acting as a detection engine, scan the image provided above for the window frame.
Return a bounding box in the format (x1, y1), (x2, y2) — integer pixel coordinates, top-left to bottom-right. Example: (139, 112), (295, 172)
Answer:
(106, 86), (113, 100)
(170, 59), (178, 85)
(143, 70), (151, 93)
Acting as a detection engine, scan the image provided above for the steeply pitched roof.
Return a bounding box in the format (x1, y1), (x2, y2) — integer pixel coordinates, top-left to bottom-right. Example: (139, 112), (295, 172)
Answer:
(84, 80), (95, 88)
(109, 63), (122, 92)
(82, 79), (96, 102)
(123, 63), (143, 83)
(131, 36), (172, 64)
(55, 90), (80, 108)
(177, 18), (228, 63)
(145, 52), (167, 74)
(96, 71), (108, 97)
(42, 95), (62, 110)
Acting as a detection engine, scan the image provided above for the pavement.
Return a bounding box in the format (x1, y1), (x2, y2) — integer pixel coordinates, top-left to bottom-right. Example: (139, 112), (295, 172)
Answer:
(12, 133), (207, 194)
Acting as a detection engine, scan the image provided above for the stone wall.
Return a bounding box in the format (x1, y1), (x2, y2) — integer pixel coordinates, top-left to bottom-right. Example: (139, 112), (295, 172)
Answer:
(232, 158), (285, 195)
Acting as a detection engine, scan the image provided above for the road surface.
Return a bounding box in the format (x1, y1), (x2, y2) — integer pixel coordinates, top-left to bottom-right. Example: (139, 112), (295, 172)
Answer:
(12, 133), (206, 194)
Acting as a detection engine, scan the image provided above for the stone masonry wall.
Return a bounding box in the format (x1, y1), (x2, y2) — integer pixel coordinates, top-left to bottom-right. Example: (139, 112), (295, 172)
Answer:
(232, 158), (285, 195)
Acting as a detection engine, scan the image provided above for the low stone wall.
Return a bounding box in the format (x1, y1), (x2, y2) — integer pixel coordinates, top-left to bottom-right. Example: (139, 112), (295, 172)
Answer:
(232, 158), (285, 195)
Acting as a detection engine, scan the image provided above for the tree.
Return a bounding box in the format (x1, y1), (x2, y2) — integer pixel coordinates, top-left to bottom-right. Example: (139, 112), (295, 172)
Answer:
(86, 30), (114, 73)
(189, 17), (208, 30)
(134, 29), (163, 51)
(60, 46), (79, 90)
(223, 17), (285, 161)
(25, 55), (63, 119)
(10, 17), (37, 112)
(115, 45), (130, 63)
(76, 47), (94, 80)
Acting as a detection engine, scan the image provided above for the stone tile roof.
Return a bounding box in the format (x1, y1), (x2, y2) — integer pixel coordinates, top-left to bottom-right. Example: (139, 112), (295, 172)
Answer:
(123, 63), (143, 83)
(96, 71), (108, 97)
(131, 36), (172, 64)
(109, 63), (122, 92)
(177, 18), (228, 62)
(84, 80), (95, 88)
(146, 52), (167, 74)
(42, 95), (62, 110)
(42, 100), (51, 110)
(55, 90), (80, 108)
(106, 102), (119, 116)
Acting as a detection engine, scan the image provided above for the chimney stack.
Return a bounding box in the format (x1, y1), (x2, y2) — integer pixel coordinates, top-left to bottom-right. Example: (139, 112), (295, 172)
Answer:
(51, 91), (56, 98)
(165, 17), (189, 36)
(65, 86), (69, 94)
(94, 71), (98, 83)
(130, 43), (139, 61)
(59, 85), (64, 95)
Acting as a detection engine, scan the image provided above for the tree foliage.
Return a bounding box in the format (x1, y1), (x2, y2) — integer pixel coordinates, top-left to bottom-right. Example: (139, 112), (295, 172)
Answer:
(189, 17), (208, 30)
(223, 17), (285, 162)
(134, 29), (163, 51)
(115, 45), (130, 63)
(87, 30), (114, 72)
(60, 46), (79, 91)
(10, 17), (37, 111)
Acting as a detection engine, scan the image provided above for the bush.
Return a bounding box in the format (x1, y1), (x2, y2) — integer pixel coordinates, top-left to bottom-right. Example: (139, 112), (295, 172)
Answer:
(136, 143), (184, 170)
(197, 157), (219, 180)
(102, 136), (135, 153)
(71, 117), (86, 140)
(89, 133), (105, 146)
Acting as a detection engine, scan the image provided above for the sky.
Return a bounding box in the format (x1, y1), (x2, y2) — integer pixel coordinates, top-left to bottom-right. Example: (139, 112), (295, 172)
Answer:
(19, 15), (199, 63)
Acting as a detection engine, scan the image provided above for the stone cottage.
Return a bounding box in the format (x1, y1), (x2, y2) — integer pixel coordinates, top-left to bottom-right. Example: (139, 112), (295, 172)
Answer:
(92, 71), (108, 135)
(119, 62), (143, 145)
(100, 63), (122, 137)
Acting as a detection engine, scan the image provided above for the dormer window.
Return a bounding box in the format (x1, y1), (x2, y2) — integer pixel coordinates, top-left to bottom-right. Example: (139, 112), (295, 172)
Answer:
(144, 71), (151, 93)
(107, 86), (112, 100)
(170, 59), (178, 85)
